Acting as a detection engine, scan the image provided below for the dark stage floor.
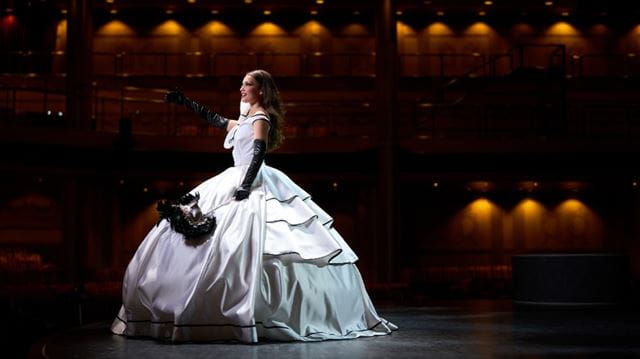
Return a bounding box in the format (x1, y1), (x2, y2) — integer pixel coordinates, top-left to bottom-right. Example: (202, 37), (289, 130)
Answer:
(28, 301), (640, 358)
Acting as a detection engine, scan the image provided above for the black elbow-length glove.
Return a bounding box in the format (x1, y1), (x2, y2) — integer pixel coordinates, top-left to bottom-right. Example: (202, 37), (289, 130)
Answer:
(165, 89), (229, 129)
(235, 139), (267, 201)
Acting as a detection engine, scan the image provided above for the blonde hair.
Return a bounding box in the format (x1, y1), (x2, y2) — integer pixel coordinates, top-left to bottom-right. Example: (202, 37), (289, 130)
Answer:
(247, 69), (285, 151)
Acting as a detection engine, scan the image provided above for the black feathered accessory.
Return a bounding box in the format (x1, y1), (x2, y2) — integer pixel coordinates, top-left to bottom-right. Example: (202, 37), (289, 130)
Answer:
(156, 192), (216, 239)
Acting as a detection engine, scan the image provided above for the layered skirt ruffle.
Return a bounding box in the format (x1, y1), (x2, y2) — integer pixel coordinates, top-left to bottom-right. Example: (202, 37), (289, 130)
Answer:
(110, 165), (396, 342)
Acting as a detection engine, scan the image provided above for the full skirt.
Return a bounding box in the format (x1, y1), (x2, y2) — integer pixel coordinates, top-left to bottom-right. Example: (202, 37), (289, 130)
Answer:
(110, 165), (396, 342)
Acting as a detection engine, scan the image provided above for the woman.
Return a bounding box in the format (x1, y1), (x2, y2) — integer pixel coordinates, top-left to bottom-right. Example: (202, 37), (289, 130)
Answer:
(110, 69), (397, 342)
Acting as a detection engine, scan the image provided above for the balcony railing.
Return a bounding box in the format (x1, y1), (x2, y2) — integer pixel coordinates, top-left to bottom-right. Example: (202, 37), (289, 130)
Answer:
(3, 81), (640, 143)
(3, 50), (640, 78)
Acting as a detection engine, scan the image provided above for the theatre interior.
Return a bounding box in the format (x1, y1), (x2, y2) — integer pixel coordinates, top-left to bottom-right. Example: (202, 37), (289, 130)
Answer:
(1, 0), (640, 357)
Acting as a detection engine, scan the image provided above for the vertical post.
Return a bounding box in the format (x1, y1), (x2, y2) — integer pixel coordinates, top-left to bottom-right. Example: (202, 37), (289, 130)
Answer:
(65, 0), (93, 129)
(62, 178), (86, 324)
(375, 0), (398, 284)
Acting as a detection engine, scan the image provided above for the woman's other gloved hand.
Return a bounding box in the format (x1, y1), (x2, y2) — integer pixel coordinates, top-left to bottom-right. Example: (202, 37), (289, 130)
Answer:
(240, 100), (250, 117)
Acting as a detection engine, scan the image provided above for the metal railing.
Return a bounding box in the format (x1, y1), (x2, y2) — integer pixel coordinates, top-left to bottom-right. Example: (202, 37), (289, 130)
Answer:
(3, 81), (640, 142)
(5, 49), (640, 78)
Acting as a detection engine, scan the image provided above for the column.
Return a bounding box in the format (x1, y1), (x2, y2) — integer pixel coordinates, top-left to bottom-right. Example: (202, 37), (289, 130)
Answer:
(65, 0), (93, 129)
(375, 0), (399, 284)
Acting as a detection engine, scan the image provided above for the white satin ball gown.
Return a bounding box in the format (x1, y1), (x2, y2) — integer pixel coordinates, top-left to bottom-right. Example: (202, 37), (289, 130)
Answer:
(110, 113), (397, 342)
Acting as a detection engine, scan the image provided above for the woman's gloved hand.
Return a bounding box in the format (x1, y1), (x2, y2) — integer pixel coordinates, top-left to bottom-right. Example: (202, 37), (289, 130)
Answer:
(165, 89), (185, 105)
(164, 88), (229, 129)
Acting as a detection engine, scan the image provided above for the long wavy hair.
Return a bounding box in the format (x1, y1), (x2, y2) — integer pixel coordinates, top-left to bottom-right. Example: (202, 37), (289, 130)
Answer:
(247, 69), (285, 151)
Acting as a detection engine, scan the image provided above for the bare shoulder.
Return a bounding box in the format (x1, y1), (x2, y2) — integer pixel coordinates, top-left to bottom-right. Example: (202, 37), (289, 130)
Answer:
(251, 117), (270, 140)
(250, 106), (268, 117)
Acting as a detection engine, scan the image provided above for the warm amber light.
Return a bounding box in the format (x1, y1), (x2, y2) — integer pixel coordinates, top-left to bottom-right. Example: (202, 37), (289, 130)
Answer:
(316, 0), (324, 4)
(310, 10), (318, 15)
(97, 20), (135, 35)
(557, 198), (584, 211)
(211, 10), (219, 15)
(396, 10), (403, 15)
(465, 22), (493, 35)
(518, 198), (545, 213)
(295, 20), (328, 36)
(562, 11), (569, 16)
(110, 9), (117, 14)
(188, 0), (196, 3)
(252, 22), (287, 35)
(200, 20), (234, 36)
(545, 1), (553, 5)
(56, 19), (67, 37)
(153, 20), (185, 35)
(469, 198), (495, 215)
(397, 21), (416, 36)
(61, 9), (67, 14)
(263, 10), (272, 15)
(426, 22), (453, 35)
(484, 1), (493, 5)
(165, 9), (173, 14)
(244, 0), (253, 3)
(479, 11), (486, 16)
(546, 21), (579, 35)
(106, 0), (114, 3)
(437, 11), (445, 16)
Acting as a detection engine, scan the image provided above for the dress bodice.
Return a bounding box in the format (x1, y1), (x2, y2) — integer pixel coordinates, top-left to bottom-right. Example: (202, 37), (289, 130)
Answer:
(224, 113), (270, 166)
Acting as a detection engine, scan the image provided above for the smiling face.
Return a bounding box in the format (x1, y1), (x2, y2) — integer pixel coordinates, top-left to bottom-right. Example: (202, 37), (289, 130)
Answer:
(240, 74), (261, 105)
